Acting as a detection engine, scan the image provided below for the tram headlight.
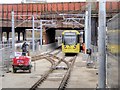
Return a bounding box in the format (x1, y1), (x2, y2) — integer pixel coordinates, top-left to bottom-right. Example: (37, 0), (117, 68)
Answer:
(73, 45), (76, 49)
(64, 45), (67, 49)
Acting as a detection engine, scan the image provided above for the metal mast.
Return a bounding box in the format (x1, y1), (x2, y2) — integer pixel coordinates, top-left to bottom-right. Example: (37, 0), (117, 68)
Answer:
(32, 16), (35, 52)
(98, 0), (106, 88)
(11, 11), (15, 57)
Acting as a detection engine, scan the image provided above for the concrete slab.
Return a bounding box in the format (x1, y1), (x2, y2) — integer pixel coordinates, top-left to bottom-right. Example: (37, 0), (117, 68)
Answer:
(67, 53), (98, 88)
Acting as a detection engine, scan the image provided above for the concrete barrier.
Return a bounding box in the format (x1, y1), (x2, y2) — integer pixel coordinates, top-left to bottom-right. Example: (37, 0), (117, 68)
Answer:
(30, 42), (58, 56)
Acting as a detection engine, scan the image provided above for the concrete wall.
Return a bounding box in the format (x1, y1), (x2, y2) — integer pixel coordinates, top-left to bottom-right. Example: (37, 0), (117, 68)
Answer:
(55, 30), (64, 37)
(41, 42), (58, 52)
(30, 42), (58, 56)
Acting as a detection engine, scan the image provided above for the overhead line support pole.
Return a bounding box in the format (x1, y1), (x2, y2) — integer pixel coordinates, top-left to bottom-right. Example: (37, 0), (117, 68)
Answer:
(40, 20), (42, 49)
(32, 16), (35, 52)
(88, 2), (91, 49)
(11, 11), (15, 57)
(98, 0), (106, 89)
(85, 11), (88, 53)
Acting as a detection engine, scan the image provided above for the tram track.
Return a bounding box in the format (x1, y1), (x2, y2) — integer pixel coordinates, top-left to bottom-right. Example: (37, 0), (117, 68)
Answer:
(30, 55), (65, 90)
(31, 49), (61, 61)
(30, 53), (77, 90)
(58, 56), (76, 90)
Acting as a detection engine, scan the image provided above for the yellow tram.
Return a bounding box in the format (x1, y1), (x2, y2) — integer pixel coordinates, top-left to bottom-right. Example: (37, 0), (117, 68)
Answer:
(62, 30), (80, 54)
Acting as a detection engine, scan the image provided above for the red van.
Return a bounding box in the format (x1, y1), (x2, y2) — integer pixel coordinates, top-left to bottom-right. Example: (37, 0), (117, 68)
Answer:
(12, 56), (32, 73)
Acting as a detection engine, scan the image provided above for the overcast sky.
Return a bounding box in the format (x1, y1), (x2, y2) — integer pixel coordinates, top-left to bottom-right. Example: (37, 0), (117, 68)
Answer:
(0, 0), (86, 4)
(0, 0), (119, 4)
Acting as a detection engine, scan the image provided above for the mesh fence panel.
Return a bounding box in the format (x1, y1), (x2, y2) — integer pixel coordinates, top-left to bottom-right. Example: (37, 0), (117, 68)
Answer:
(0, 44), (12, 76)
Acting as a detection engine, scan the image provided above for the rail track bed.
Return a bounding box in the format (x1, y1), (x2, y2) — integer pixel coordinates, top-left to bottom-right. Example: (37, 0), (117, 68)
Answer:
(30, 50), (77, 90)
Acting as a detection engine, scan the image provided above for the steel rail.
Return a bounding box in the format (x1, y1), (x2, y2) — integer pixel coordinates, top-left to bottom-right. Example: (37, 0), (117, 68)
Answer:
(31, 49), (61, 61)
(29, 55), (66, 90)
(58, 55), (77, 90)
(30, 49), (76, 90)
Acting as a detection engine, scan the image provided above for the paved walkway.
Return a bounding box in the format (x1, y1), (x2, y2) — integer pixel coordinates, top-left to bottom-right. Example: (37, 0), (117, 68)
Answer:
(67, 53), (98, 88)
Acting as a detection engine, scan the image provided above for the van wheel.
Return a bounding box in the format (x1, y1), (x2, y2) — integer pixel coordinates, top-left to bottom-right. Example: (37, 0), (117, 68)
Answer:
(13, 66), (17, 73)
(29, 69), (31, 73)
(65, 53), (67, 56)
(13, 69), (17, 73)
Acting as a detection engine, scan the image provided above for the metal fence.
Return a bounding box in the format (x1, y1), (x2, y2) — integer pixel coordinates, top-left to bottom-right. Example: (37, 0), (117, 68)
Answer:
(0, 43), (12, 76)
